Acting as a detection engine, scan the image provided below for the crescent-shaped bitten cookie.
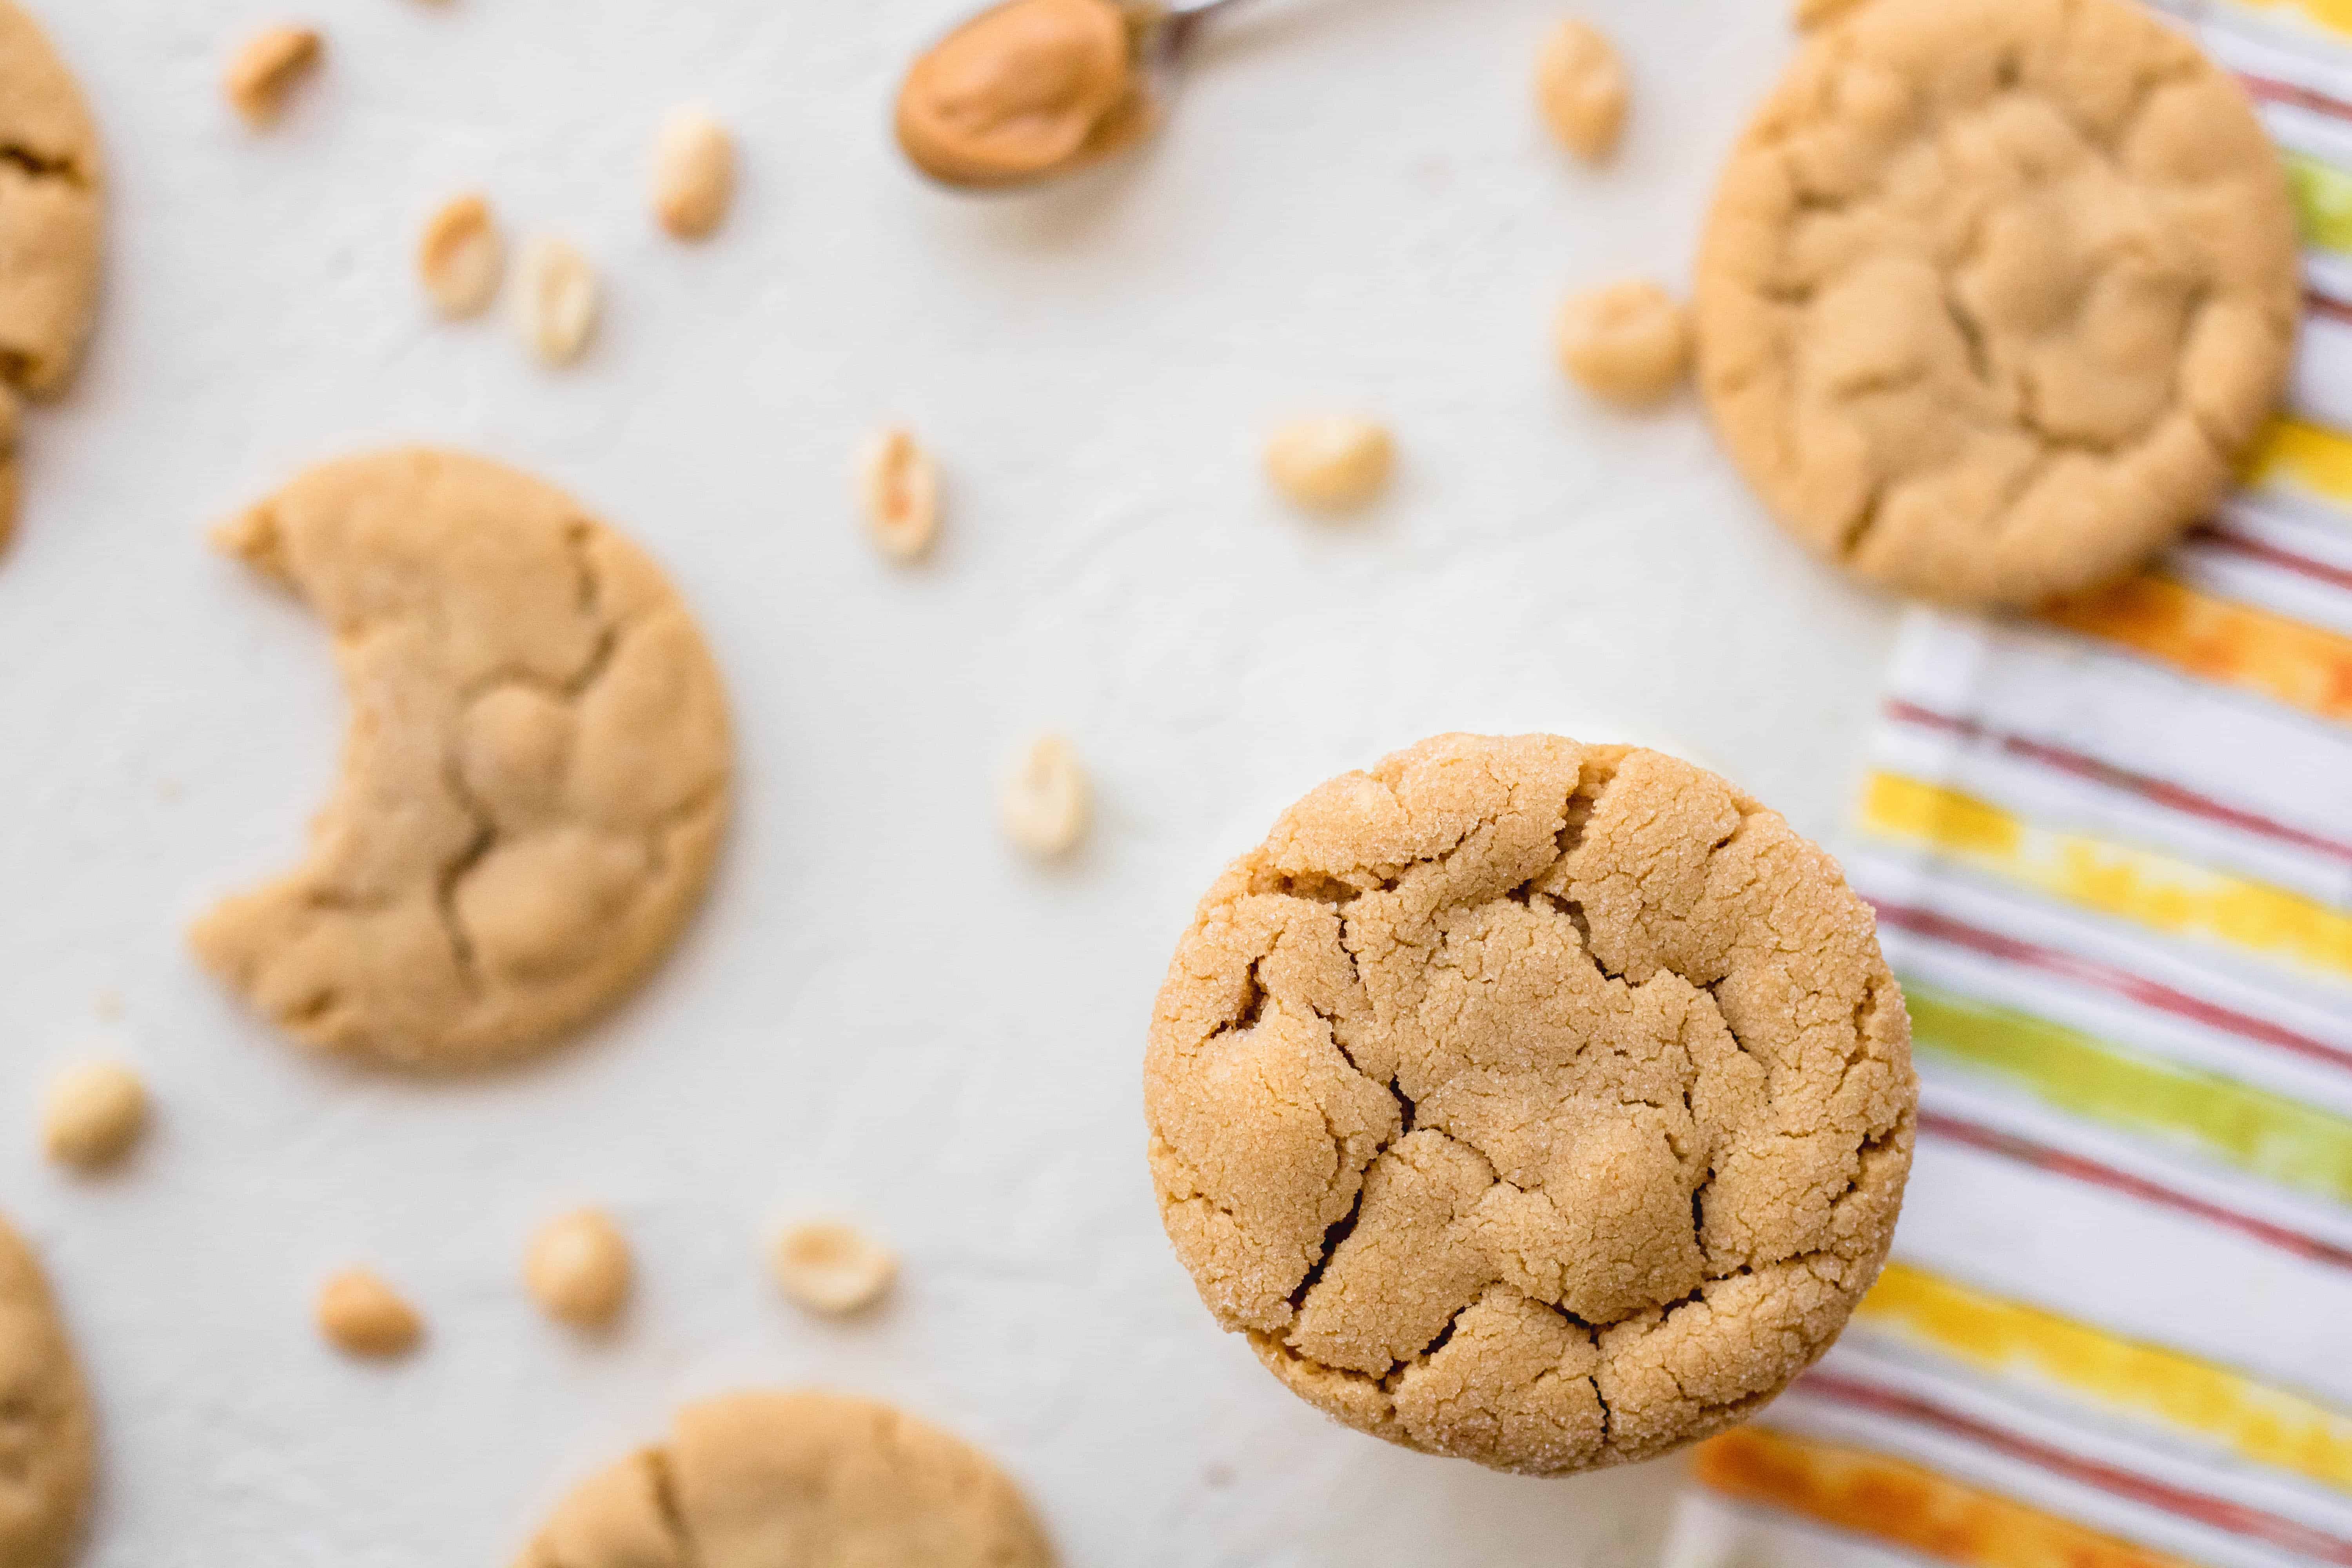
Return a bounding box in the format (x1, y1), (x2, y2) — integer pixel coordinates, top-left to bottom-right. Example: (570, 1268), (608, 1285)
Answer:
(192, 449), (731, 1071)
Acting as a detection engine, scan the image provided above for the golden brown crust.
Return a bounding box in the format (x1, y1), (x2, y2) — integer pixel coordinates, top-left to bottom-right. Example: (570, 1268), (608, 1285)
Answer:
(1695, 0), (2298, 608)
(192, 448), (731, 1071)
(513, 1392), (1053, 1568)
(1146, 734), (1916, 1475)
(0, 1213), (93, 1568)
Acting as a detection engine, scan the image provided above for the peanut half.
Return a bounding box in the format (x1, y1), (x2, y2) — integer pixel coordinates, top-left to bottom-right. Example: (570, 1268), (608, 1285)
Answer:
(418, 194), (504, 318)
(771, 1221), (896, 1317)
(515, 236), (599, 365)
(653, 106), (737, 239)
(856, 427), (941, 562)
(41, 1061), (147, 1170)
(1556, 279), (1690, 405)
(225, 24), (322, 127)
(1535, 20), (1628, 161)
(317, 1268), (423, 1357)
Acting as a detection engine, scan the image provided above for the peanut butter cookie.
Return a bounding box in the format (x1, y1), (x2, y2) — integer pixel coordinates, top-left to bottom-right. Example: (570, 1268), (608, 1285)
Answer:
(514, 1391), (1053, 1568)
(1146, 733), (1915, 1475)
(193, 449), (731, 1071)
(1695, 0), (2298, 607)
(0, 0), (103, 551)
(0, 1213), (93, 1568)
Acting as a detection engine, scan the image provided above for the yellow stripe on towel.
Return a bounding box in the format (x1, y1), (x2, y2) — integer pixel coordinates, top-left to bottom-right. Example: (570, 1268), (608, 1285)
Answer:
(1860, 771), (2352, 984)
(1858, 1262), (2352, 1496)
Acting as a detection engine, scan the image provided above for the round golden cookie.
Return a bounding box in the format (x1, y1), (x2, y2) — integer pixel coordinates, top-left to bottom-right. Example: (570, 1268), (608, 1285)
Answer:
(513, 1391), (1054, 1568)
(1145, 733), (1916, 1475)
(0, 0), (104, 551)
(1695, 0), (2298, 608)
(0, 1213), (94, 1568)
(192, 449), (731, 1071)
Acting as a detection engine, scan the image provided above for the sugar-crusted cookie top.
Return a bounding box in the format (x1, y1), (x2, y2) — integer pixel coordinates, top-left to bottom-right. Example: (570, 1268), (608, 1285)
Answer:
(193, 449), (731, 1071)
(1146, 734), (1915, 1475)
(0, 1213), (92, 1568)
(1696, 0), (2297, 608)
(515, 1392), (1054, 1568)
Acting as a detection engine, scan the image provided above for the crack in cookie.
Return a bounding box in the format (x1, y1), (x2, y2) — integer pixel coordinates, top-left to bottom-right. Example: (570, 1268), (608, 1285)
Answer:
(1695, 0), (2298, 607)
(191, 449), (732, 1071)
(1146, 734), (1916, 1475)
(513, 1392), (1053, 1568)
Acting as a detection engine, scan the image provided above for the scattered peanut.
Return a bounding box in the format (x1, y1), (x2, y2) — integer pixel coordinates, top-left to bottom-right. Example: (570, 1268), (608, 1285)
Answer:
(524, 1209), (632, 1328)
(855, 427), (941, 562)
(1264, 416), (1394, 514)
(41, 1061), (147, 1171)
(1556, 279), (1691, 405)
(1000, 734), (1090, 857)
(771, 1221), (895, 1316)
(316, 1269), (422, 1357)
(417, 194), (504, 318)
(515, 237), (598, 365)
(224, 24), (322, 127)
(1535, 20), (1628, 161)
(652, 105), (736, 240)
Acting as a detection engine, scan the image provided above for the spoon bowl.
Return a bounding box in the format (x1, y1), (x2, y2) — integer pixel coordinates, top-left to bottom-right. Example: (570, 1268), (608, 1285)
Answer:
(896, 0), (1252, 192)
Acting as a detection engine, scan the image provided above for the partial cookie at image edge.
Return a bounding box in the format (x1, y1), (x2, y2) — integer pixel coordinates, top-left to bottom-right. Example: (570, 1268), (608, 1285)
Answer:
(0, 0), (105, 552)
(513, 1390), (1054, 1568)
(1692, 0), (2299, 607)
(0, 1212), (95, 1568)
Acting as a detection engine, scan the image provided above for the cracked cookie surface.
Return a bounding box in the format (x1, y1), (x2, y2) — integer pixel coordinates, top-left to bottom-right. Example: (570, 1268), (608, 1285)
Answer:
(1695, 0), (2297, 608)
(1145, 734), (1915, 1475)
(514, 1390), (1054, 1568)
(0, 1212), (93, 1568)
(192, 448), (731, 1071)
(0, 0), (103, 550)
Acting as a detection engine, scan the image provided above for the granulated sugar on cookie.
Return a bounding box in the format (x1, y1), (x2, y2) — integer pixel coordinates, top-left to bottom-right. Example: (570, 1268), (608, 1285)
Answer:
(0, 0), (102, 552)
(1145, 733), (1916, 1475)
(1695, 0), (2298, 607)
(0, 1212), (94, 1568)
(513, 1391), (1054, 1568)
(191, 448), (731, 1071)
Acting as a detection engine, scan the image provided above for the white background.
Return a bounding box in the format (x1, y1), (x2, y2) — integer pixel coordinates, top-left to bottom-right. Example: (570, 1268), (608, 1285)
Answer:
(0, 0), (1900, 1563)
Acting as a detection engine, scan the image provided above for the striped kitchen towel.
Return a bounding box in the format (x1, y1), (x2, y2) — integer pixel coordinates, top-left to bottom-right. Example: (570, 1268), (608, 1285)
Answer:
(1667, 5), (2352, 1565)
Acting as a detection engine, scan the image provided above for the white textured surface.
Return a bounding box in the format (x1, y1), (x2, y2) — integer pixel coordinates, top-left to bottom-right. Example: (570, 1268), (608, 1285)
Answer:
(0, 0), (1898, 1563)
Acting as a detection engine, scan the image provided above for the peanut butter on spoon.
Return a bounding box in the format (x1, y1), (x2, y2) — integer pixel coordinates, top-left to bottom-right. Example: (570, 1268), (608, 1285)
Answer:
(897, 0), (1242, 189)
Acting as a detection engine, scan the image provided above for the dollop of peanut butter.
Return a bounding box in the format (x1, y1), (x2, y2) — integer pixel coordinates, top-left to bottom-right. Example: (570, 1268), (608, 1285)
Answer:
(897, 0), (1153, 188)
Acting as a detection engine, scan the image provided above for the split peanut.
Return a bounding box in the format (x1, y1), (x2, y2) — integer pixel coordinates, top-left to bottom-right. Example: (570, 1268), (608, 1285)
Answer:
(653, 107), (736, 239)
(1535, 20), (1628, 161)
(41, 1061), (147, 1170)
(771, 1221), (896, 1316)
(418, 195), (504, 318)
(1001, 734), (1090, 857)
(516, 237), (598, 365)
(317, 1268), (423, 1357)
(856, 427), (941, 562)
(1557, 280), (1690, 405)
(525, 1209), (632, 1328)
(1264, 416), (1394, 514)
(225, 24), (322, 126)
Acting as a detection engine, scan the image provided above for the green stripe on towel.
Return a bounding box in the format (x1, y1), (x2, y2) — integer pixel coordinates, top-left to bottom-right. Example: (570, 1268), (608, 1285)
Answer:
(2289, 151), (2352, 259)
(1905, 981), (2352, 1210)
